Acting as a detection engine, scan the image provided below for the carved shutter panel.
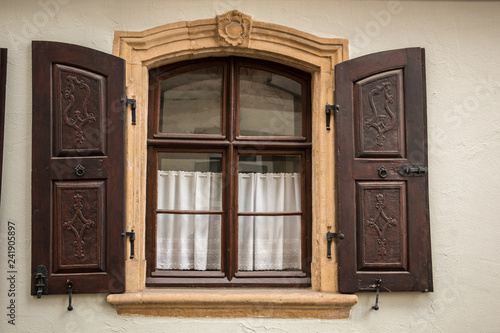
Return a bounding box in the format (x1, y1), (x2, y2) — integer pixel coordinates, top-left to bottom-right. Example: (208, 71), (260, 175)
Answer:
(0, 49), (6, 202)
(32, 41), (125, 295)
(335, 48), (432, 293)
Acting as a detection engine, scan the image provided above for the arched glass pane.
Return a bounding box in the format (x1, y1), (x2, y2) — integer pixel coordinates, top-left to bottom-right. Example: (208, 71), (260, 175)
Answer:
(160, 67), (223, 134)
(239, 68), (302, 137)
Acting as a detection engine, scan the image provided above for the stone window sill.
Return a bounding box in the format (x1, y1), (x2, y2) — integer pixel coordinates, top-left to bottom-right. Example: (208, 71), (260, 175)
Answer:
(106, 289), (357, 319)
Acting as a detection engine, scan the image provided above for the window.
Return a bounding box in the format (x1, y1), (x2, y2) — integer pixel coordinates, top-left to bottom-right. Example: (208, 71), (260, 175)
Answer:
(146, 57), (312, 286)
(31, 12), (431, 318)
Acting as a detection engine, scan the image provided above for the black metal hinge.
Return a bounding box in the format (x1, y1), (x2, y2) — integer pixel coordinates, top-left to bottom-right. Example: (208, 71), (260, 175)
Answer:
(121, 97), (137, 125)
(325, 104), (339, 130)
(326, 231), (344, 259)
(122, 229), (136, 259)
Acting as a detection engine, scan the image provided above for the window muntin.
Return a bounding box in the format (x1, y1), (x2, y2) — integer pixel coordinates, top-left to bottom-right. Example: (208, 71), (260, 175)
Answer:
(147, 57), (311, 286)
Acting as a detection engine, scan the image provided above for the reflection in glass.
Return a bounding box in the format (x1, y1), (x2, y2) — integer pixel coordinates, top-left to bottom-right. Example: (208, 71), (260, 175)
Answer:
(238, 155), (301, 213)
(239, 68), (302, 136)
(160, 67), (223, 134)
(158, 152), (222, 210)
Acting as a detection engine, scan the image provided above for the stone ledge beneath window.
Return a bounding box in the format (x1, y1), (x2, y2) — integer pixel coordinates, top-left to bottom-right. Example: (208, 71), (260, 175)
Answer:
(106, 289), (358, 319)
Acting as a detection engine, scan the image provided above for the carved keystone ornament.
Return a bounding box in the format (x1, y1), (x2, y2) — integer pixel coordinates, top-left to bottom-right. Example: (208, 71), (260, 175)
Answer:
(217, 10), (252, 47)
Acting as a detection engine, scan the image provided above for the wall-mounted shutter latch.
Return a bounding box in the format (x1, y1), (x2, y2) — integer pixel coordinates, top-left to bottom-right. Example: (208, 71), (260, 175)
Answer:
(372, 279), (382, 310)
(66, 280), (73, 311)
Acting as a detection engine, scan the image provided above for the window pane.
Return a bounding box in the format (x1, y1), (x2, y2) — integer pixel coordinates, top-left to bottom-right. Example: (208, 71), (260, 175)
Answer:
(239, 68), (302, 136)
(157, 214), (221, 271)
(238, 155), (301, 213)
(158, 153), (222, 210)
(238, 216), (301, 271)
(160, 67), (223, 134)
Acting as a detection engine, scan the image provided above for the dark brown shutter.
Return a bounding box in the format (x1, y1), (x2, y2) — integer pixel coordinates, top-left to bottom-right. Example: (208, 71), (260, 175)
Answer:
(0, 49), (6, 202)
(335, 48), (432, 293)
(31, 41), (125, 295)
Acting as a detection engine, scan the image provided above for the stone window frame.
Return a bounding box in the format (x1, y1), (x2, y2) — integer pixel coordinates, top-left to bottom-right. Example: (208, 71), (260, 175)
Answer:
(107, 11), (358, 319)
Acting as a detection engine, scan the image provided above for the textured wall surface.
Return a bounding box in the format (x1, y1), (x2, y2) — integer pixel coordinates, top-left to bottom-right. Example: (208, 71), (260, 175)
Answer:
(1, 0), (500, 332)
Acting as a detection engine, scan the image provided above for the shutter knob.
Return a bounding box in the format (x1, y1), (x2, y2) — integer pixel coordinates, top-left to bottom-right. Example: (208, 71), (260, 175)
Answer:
(378, 166), (388, 178)
(75, 164), (85, 177)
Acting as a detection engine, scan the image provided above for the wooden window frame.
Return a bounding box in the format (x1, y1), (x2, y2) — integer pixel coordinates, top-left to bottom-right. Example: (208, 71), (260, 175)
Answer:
(146, 57), (312, 287)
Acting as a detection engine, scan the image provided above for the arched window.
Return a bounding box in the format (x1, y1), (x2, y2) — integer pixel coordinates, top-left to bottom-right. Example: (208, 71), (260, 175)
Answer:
(146, 57), (312, 286)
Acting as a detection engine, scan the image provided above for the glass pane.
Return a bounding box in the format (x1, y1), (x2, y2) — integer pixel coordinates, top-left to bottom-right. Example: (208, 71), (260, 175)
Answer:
(238, 216), (301, 271)
(239, 67), (302, 136)
(158, 153), (222, 210)
(238, 155), (301, 213)
(160, 67), (223, 134)
(157, 214), (221, 270)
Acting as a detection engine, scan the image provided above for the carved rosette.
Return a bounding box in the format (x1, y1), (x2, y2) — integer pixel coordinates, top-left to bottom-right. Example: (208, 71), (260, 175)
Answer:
(217, 10), (252, 47)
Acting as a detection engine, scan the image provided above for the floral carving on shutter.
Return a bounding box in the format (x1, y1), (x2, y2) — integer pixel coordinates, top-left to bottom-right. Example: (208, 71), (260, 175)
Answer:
(365, 82), (396, 148)
(62, 192), (96, 259)
(55, 65), (106, 156)
(366, 193), (398, 256)
(62, 75), (96, 145)
(356, 69), (405, 158)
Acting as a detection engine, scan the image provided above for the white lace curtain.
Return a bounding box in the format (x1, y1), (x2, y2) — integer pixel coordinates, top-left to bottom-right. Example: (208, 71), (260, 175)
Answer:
(156, 170), (302, 271)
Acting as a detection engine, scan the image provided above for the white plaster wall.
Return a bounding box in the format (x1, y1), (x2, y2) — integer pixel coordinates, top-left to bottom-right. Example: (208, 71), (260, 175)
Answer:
(1, 0), (499, 332)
